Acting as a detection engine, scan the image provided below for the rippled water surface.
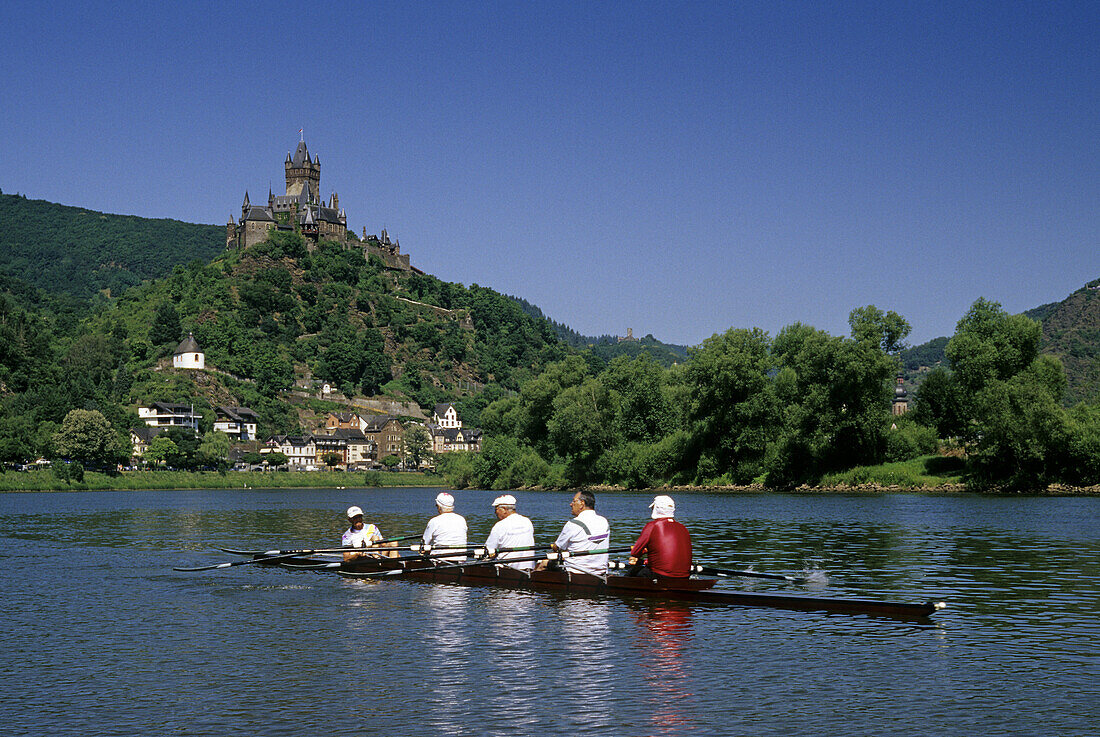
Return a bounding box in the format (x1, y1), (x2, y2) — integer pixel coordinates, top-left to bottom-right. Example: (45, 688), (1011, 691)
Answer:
(1, 488), (1097, 736)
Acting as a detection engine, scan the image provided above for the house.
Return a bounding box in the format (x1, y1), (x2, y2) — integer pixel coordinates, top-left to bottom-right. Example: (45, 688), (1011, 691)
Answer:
(332, 428), (375, 469)
(429, 426), (483, 454)
(325, 412), (361, 432)
(172, 333), (205, 370)
(311, 428), (377, 469)
(129, 426), (164, 459)
(427, 404), (482, 454)
(360, 415), (405, 458)
(262, 435), (317, 468)
(214, 406), (259, 440)
(432, 403), (461, 429)
(137, 402), (200, 434)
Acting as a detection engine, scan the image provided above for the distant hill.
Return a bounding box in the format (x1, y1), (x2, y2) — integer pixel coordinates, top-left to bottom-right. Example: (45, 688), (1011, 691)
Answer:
(510, 295), (688, 366)
(1029, 281), (1100, 405)
(0, 193), (224, 299)
(900, 282), (1100, 406)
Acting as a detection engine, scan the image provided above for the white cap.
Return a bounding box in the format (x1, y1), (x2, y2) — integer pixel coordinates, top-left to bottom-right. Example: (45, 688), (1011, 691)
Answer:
(346, 505), (363, 519)
(649, 495), (675, 519)
(435, 492), (455, 510)
(492, 494), (517, 507)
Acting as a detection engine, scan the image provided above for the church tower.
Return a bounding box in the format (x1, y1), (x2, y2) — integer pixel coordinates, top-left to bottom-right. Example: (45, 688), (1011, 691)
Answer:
(285, 140), (321, 202)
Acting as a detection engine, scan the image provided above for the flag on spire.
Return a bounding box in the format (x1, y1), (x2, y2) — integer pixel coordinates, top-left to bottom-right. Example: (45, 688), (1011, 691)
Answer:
(299, 128), (304, 141)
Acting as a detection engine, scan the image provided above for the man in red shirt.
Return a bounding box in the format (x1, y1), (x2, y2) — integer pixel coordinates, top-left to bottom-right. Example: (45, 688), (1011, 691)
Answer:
(628, 494), (692, 578)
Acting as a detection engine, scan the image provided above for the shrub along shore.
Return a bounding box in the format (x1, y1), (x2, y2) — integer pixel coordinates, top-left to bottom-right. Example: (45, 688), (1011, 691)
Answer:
(4, 458), (1096, 494)
(0, 469), (447, 492)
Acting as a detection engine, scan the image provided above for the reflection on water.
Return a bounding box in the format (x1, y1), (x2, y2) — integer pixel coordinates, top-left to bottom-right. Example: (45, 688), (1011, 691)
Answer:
(632, 604), (695, 735)
(0, 488), (1097, 736)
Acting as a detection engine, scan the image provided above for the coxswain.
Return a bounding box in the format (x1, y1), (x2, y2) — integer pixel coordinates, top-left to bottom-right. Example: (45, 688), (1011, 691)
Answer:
(341, 506), (386, 561)
(484, 494), (535, 571)
(628, 495), (692, 578)
(422, 492), (468, 561)
(536, 490), (610, 574)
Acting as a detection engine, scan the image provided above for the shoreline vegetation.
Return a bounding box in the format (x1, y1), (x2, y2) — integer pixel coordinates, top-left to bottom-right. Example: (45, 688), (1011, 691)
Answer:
(0, 469), (447, 492)
(2, 458), (1097, 495)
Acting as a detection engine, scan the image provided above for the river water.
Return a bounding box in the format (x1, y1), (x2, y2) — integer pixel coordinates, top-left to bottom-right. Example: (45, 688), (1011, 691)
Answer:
(1, 487), (1097, 736)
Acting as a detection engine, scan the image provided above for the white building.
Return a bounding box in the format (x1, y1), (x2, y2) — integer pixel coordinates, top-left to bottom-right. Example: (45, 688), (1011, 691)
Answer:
(432, 403), (461, 429)
(173, 333), (205, 370)
(137, 402), (201, 433)
(213, 406), (259, 441)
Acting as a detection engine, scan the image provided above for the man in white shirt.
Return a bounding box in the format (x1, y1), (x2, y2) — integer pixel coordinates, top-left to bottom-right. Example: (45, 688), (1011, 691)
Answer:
(484, 494), (535, 571)
(341, 506), (384, 561)
(422, 492), (468, 561)
(545, 490), (610, 576)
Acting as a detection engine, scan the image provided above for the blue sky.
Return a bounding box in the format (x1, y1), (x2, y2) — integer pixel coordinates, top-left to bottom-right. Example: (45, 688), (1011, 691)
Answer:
(2, 1), (1097, 346)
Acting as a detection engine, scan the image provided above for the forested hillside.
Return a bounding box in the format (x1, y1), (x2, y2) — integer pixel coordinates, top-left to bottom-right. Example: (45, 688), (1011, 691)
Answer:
(0, 193), (224, 299)
(510, 296), (688, 366)
(1029, 282), (1100, 405)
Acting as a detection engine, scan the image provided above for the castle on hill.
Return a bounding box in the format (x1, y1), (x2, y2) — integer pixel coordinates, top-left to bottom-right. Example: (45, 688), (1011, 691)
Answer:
(226, 139), (412, 271)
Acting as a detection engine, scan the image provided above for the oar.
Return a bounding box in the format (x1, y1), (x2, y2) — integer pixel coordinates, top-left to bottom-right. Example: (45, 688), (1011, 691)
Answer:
(691, 564), (807, 583)
(283, 544), (555, 571)
(174, 551), (307, 572)
(219, 535), (421, 556)
(339, 546), (633, 579)
(409, 543), (552, 555)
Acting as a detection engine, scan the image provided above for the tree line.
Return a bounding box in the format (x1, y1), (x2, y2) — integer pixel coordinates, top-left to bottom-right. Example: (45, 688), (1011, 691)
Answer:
(440, 299), (1100, 491)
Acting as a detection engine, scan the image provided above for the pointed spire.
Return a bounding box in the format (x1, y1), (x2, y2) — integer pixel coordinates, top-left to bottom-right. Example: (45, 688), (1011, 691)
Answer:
(243, 191), (250, 207)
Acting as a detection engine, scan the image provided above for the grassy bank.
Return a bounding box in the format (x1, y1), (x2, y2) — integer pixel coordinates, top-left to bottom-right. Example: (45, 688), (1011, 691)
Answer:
(0, 469), (448, 492)
(816, 455), (967, 489)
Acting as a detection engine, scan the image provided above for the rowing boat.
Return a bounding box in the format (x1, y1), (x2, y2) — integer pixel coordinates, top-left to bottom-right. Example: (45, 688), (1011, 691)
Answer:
(250, 552), (946, 619)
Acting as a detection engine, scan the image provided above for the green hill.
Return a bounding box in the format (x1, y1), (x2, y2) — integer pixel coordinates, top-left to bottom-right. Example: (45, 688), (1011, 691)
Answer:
(1029, 282), (1100, 405)
(0, 193), (225, 299)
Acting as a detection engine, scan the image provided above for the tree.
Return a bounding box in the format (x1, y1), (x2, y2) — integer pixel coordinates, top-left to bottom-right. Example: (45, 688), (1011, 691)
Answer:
(685, 328), (777, 484)
(848, 305), (912, 354)
(52, 409), (126, 468)
(381, 454), (400, 469)
(946, 298), (1041, 394)
(547, 377), (615, 484)
(253, 345), (292, 396)
(767, 321), (898, 487)
(265, 451), (289, 467)
(150, 302), (181, 346)
(322, 452), (342, 468)
(143, 435), (178, 467)
(911, 367), (968, 438)
(403, 425), (433, 470)
(198, 431), (232, 464)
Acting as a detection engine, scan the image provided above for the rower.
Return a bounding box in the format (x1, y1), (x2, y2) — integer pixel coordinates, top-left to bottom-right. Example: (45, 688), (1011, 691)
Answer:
(627, 495), (692, 578)
(422, 492), (467, 562)
(536, 490), (609, 575)
(485, 494), (535, 571)
(341, 506), (385, 561)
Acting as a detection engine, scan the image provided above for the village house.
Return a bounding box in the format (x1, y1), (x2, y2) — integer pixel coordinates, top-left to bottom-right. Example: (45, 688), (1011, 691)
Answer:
(129, 426), (163, 460)
(360, 415), (405, 458)
(262, 435), (317, 468)
(213, 406), (259, 441)
(324, 412), (361, 432)
(172, 333), (205, 370)
(427, 403), (482, 454)
(137, 402), (201, 434)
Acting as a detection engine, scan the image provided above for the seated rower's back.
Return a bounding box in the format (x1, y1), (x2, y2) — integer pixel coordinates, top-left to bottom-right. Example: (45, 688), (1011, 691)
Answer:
(422, 492), (467, 561)
(628, 495), (691, 578)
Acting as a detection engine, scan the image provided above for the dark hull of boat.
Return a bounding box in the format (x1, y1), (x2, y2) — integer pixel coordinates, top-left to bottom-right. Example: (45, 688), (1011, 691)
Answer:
(302, 555), (945, 619)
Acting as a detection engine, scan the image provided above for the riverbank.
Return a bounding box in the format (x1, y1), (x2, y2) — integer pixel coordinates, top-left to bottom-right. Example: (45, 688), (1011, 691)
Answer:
(0, 469), (448, 492)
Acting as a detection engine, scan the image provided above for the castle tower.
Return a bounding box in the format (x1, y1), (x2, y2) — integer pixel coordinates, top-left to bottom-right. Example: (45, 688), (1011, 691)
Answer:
(226, 215), (236, 249)
(285, 140), (320, 202)
(892, 376), (909, 416)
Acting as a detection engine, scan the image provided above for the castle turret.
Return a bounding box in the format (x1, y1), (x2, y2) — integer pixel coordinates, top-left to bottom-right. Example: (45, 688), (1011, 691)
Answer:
(241, 191), (250, 220)
(226, 215), (237, 249)
(285, 140), (320, 201)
